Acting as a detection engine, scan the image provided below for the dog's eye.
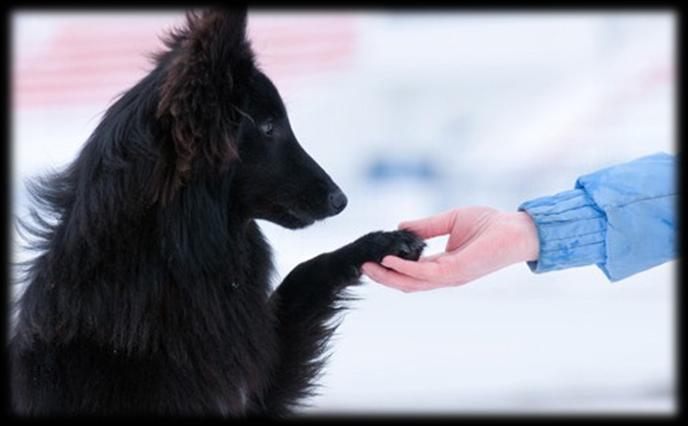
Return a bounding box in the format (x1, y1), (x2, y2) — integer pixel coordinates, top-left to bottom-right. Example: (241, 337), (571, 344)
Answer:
(259, 120), (274, 137)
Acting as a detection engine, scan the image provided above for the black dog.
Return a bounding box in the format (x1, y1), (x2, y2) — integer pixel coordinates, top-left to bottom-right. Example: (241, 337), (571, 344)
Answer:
(10, 9), (425, 417)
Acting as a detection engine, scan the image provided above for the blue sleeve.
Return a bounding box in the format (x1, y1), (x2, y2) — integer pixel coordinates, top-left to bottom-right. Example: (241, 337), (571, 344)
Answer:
(518, 152), (678, 282)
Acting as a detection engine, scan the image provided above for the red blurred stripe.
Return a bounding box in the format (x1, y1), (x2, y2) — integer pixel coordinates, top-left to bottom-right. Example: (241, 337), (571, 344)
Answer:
(14, 15), (357, 109)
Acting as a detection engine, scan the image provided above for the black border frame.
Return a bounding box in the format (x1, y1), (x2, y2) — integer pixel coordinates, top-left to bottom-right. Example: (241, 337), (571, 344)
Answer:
(1, 1), (683, 423)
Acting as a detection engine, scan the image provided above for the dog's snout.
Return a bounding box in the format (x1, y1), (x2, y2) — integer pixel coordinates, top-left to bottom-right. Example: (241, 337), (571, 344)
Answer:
(328, 189), (348, 214)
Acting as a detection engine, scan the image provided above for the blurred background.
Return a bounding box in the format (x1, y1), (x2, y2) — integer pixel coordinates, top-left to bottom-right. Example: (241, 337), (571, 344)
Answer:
(11, 10), (676, 415)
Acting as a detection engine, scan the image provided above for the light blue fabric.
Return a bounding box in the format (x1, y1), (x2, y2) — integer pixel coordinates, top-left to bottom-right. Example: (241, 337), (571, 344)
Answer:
(519, 152), (677, 281)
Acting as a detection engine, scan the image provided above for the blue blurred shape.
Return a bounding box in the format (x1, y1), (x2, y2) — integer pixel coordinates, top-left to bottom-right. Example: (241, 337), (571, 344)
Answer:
(365, 155), (440, 182)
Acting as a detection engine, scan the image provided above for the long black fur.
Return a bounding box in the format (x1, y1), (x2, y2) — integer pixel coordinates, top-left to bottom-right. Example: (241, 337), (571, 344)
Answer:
(9, 9), (425, 418)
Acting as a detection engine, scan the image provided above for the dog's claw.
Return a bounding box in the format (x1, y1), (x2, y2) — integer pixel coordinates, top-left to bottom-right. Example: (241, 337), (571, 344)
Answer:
(352, 229), (425, 265)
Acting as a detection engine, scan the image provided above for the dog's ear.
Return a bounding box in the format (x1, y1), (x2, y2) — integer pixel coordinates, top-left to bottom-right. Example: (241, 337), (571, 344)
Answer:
(153, 8), (255, 204)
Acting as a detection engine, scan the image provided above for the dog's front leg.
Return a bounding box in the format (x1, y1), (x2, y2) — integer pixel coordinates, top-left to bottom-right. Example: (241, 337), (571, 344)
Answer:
(249, 230), (424, 417)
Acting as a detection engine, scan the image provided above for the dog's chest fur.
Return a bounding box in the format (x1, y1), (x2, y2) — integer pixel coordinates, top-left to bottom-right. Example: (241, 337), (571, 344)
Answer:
(187, 221), (278, 413)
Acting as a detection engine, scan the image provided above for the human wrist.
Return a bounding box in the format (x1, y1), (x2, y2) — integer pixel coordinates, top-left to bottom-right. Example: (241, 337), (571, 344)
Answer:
(512, 211), (539, 262)
(494, 211), (540, 264)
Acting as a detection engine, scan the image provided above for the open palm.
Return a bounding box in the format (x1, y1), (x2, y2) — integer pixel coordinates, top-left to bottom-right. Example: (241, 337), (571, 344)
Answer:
(362, 207), (539, 292)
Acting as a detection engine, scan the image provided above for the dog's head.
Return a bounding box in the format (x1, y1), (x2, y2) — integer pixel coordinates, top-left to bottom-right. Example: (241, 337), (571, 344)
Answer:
(153, 9), (346, 229)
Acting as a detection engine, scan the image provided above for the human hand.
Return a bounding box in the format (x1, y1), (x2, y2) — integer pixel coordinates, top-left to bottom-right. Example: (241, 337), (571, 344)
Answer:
(361, 207), (539, 292)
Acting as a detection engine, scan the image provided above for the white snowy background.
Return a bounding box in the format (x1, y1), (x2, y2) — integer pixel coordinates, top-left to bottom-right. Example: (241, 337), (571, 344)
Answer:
(11, 10), (676, 415)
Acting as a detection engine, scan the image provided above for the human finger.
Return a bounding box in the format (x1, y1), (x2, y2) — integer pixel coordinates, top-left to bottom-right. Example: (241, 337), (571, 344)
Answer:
(361, 262), (431, 292)
(397, 210), (457, 240)
(380, 255), (447, 282)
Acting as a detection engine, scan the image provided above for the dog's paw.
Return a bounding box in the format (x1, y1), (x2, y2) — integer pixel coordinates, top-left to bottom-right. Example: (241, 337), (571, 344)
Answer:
(353, 229), (426, 265)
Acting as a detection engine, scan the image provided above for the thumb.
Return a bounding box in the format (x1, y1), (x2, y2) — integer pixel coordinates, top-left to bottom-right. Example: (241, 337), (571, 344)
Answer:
(398, 209), (457, 240)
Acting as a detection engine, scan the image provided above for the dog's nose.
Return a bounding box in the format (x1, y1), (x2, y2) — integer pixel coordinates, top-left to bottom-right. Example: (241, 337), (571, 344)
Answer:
(328, 189), (348, 214)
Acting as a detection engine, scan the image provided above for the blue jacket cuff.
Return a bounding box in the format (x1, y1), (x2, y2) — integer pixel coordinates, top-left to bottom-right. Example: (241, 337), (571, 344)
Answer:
(518, 189), (607, 274)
